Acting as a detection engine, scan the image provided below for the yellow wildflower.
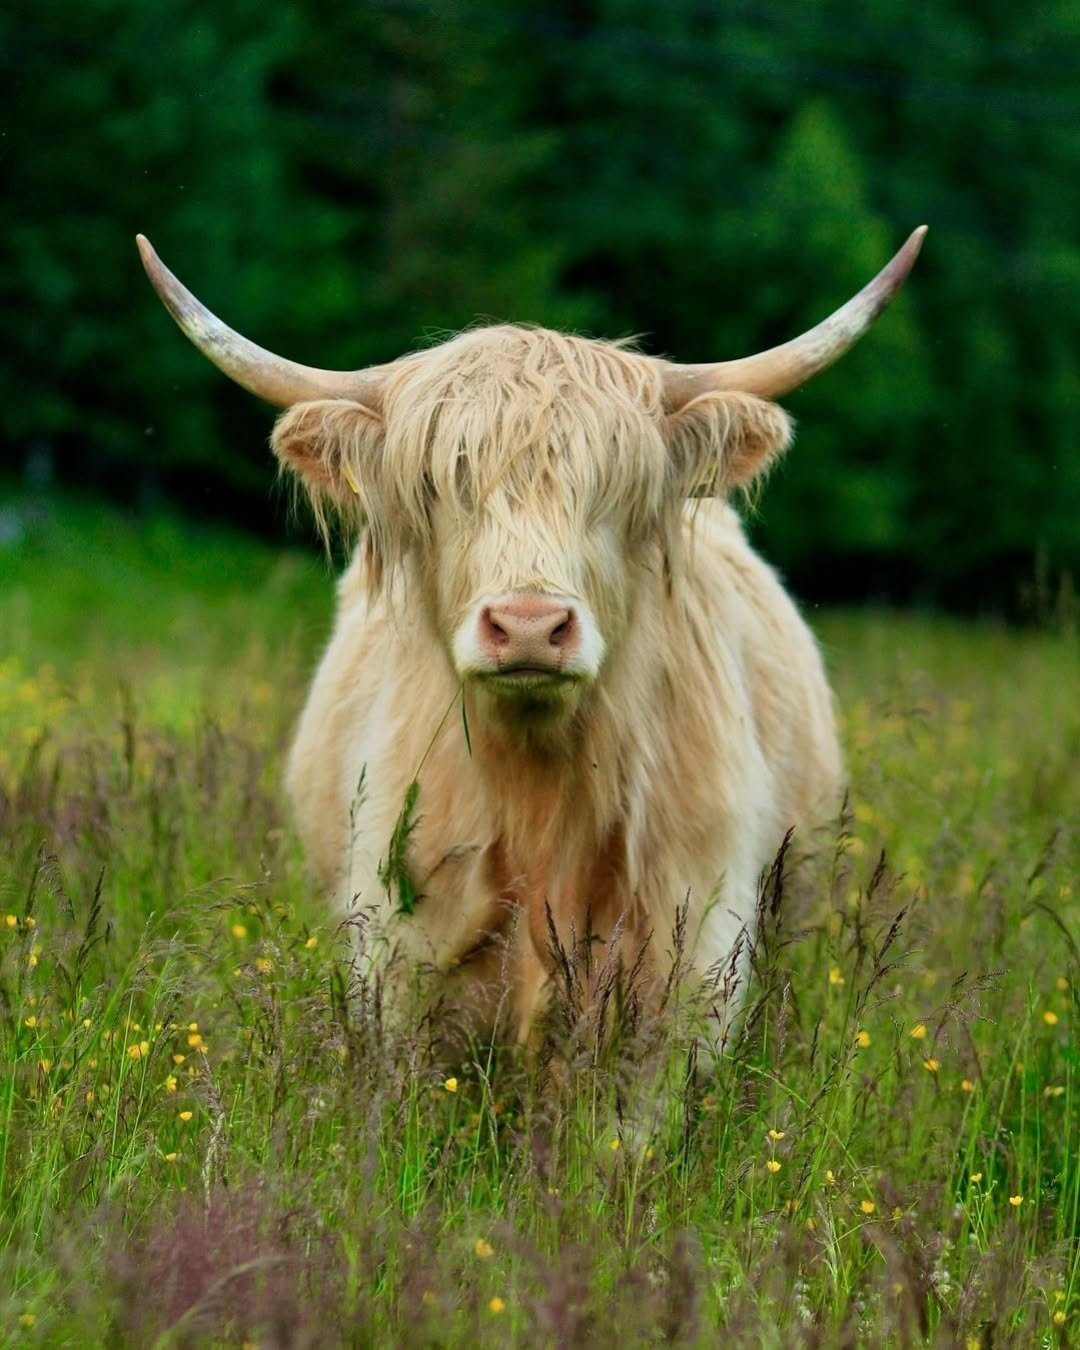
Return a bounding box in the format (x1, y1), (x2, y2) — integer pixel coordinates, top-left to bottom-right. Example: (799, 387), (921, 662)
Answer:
(610, 1137), (622, 1152)
(860, 1200), (876, 1215)
(38, 1059), (52, 1073)
(1057, 976), (1069, 992)
(969, 1172), (982, 1183)
(178, 1110), (194, 1123)
(766, 1159), (781, 1174)
(443, 1077), (458, 1094)
(82, 1018), (92, 1030)
(828, 967), (844, 986)
(488, 1297), (506, 1315)
(85, 1090), (94, 1105)
(5, 914), (17, 928)
(305, 936), (318, 949)
(1009, 1194), (1023, 1207)
(255, 957), (273, 974)
(768, 1128), (786, 1141)
(128, 1041), (150, 1060)
(910, 1024), (927, 1040)
(805, 1218), (816, 1232)
(1044, 1085), (1065, 1098)
(856, 1030), (871, 1048)
(25, 917), (36, 929)
(474, 1239), (494, 1259)
(173, 1053), (186, 1065)
(231, 924), (248, 939)
(1053, 1310), (1066, 1327)
(164, 1152), (178, 1163)
(961, 1079), (975, 1092)
(18, 1313), (36, 1328)
(23, 1016), (37, 1029)
(923, 1058), (940, 1073)
(165, 1075), (178, 1093)
(1042, 1010), (1059, 1026)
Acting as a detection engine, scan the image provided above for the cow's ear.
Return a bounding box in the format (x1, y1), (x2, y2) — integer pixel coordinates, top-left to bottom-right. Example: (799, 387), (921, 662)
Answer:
(665, 391), (793, 495)
(271, 399), (385, 498)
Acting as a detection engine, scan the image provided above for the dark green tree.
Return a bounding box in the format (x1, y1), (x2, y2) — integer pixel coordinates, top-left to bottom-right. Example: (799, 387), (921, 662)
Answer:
(3, 0), (1077, 607)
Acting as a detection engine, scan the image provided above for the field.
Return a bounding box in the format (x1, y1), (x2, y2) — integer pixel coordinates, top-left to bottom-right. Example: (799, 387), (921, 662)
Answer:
(1, 495), (1076, 1347)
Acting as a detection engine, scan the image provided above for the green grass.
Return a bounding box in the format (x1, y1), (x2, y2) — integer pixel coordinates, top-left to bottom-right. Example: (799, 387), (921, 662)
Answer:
(1, 494), (1077, 1347)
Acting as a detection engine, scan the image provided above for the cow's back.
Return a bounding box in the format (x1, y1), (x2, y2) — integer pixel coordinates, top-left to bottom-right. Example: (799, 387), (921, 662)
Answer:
(684, 500), (841, 833)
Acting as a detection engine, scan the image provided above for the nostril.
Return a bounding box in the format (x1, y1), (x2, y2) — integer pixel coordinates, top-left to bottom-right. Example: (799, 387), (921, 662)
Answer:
(481, 607), (510, 647)
(549, 610), (575, 648)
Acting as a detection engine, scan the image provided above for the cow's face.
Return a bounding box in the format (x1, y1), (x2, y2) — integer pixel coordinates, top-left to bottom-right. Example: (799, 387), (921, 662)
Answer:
(428, 472), (649, 717)
(273, 328), (791, 726)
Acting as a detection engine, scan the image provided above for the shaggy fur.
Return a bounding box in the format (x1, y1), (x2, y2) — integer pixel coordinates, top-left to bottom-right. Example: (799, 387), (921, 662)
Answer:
(275, 324), (841, 1045)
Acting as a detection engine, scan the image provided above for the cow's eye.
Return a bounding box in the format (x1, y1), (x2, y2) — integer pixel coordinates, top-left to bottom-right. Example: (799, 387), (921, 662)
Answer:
(453, 454), (474, 511)
(421, 473), (438, 514)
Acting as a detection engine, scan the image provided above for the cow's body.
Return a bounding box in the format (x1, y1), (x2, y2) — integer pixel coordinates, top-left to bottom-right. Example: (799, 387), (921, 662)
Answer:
(289, 491), (840, 1043)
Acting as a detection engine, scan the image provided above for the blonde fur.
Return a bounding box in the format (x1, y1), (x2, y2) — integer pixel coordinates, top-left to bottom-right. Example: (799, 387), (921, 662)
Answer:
(276, 324), (840, 1047)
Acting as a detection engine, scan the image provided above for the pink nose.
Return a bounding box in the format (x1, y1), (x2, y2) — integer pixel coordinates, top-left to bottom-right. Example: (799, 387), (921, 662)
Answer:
(478, 595), (579, 669)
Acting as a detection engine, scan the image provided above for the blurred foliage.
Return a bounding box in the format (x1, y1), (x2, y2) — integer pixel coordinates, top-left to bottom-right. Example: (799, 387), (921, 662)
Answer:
(2, 0), (1078, 609)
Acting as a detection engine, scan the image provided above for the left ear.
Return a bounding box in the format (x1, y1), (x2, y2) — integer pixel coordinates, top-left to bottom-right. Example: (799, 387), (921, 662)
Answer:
(665, 391), (794, 495)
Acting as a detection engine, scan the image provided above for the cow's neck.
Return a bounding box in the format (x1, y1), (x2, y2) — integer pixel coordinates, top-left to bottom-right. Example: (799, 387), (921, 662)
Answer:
(471, 712), (597, 854)
(464, 671), (643, 953)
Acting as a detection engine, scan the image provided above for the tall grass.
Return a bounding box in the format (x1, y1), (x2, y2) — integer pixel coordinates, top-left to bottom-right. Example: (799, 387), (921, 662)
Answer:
(1, 496), (1076, 1346)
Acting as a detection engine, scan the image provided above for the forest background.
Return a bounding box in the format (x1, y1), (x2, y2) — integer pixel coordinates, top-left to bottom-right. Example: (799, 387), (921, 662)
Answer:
(3, 0), (1078, 612)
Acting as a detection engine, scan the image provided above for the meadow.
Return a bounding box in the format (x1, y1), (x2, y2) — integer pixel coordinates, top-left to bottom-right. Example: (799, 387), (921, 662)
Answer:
(1, 495), (1076, 1347)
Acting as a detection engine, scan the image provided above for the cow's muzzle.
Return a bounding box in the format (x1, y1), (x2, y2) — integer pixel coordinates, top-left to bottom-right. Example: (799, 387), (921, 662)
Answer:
(478, 596), (578, 671)
(454, 591), (604, 694)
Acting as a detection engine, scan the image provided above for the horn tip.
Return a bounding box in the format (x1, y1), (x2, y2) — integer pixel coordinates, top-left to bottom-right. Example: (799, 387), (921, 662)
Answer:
(907, 224), (929, 255)
(135, 234), (158, 271)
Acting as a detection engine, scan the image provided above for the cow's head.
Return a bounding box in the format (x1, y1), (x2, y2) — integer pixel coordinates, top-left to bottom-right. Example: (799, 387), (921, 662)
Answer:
(137, 229), (925, 729)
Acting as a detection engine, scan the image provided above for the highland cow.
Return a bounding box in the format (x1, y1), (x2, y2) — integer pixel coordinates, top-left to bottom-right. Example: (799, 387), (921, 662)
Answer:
(138, 226), (924, 1047)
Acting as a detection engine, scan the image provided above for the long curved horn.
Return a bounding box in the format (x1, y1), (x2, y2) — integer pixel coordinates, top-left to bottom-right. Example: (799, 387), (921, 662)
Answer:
(136, 235), (386, 409)
(662, 226), (927, 409)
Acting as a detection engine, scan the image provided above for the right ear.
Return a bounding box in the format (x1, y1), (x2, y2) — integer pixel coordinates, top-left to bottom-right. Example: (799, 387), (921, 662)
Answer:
(271, 399), (385, 499)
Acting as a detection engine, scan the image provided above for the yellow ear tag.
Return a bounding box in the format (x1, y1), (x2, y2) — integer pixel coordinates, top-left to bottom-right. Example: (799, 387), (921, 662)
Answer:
(341, 463), (362, 497)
